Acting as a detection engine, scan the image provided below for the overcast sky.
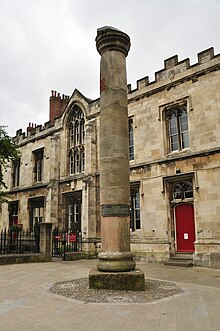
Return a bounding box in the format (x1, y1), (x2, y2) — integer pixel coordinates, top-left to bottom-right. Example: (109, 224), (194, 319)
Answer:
(0, 0), (220, 136)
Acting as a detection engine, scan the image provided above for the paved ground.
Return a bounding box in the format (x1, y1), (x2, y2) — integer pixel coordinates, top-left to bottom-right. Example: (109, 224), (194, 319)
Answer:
(0, 259), (220, 331)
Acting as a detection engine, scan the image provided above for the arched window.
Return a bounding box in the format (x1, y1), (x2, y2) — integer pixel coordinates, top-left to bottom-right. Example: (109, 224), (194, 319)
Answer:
(171, 181), (193, 201)
(166, 105), (189, 152)
(68, 105), (85, 174)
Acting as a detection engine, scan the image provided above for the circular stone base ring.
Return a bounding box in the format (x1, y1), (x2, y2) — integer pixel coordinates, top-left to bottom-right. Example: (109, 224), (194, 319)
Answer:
(97, 251), (136, 272)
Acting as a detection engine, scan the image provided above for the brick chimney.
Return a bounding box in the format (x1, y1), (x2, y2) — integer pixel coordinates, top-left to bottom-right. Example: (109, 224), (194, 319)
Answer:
(49, 90), (69, 125)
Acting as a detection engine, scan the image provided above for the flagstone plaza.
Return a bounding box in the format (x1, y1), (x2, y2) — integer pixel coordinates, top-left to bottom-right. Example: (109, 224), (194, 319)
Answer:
(0, 260), (220, 330)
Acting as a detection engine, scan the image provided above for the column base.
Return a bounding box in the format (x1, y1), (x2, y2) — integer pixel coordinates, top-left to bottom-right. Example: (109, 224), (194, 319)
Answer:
(97, 251), (135, 272)
(89, 268), (145, 291)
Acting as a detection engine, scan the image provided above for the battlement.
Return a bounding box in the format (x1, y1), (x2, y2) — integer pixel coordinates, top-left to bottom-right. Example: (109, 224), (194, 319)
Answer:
(127, 47), (219, 94)
(14, 47), (219, 144)
(15, 120), (53, 143)
(15, 90), (70, 143)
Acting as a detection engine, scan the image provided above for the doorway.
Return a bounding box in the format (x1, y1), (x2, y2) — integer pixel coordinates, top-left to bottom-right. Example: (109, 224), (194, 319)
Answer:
(175, 203), (195, 253)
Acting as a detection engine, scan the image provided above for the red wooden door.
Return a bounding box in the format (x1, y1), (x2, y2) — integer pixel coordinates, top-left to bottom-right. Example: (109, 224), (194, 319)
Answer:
(175, 204), (195, 253)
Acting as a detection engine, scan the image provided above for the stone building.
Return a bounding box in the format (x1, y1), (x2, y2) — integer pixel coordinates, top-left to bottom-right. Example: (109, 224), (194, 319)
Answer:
(1, 47), (220, 268)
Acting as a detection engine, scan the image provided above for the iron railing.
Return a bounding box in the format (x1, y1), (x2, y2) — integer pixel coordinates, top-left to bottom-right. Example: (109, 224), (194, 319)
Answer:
(0, 228), (40, 255)
(52, 227), (82, 259)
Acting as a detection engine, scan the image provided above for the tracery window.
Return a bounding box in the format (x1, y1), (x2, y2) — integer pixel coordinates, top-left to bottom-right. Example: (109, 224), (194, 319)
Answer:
(68, 105), (85, 175)
(171, 181), (193, 201)
(166, 105), (189, 152)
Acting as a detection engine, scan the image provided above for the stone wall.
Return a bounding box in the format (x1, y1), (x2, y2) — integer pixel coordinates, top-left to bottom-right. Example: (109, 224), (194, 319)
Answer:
(0, 47), (220, 267)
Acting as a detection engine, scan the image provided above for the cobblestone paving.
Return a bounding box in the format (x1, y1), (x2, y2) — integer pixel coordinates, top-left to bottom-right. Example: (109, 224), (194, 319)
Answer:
(49, 278), (183, 303)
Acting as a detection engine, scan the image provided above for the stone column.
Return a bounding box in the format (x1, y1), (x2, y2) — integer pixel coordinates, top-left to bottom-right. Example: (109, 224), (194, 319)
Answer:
(89, 27), (145, 290)
(96, 26), (135, 272)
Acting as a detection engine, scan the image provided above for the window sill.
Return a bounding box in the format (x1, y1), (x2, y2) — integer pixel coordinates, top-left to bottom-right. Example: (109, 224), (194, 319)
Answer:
(167, 147), (190, 156)
(130, 229), (141, 236)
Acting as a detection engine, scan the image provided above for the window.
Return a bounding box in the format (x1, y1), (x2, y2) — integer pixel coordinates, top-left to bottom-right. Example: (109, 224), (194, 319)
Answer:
(166, 105), (189, 152)
(8, 201), (19, 227)
(28, 198), (44, 232)
(171, 181), (193, 201)
(33, 149), (44, 182)
(12, 158), (20, 187)
(68, 105), (85, 174)
(64, 193), (82, 232)
(129, 118), (134, 160)
(130, 183), (141, 231)
(33, 206), (44, 224)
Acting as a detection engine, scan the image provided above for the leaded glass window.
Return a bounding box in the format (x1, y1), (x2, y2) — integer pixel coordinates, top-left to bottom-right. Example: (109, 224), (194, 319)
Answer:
(171, 181), (193, 201)
(166, 105), (189, 152)
(68, 105), (85, 174)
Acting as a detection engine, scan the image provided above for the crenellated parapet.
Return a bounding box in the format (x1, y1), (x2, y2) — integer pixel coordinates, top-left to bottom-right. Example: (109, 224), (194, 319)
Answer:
(14, 47), (219, 144)
(127, 47), (219, 95)
(14, 90), (70, 144)
(15, 121), (54, 144)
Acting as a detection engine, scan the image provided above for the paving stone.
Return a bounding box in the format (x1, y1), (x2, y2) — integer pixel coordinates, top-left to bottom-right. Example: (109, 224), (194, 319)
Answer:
(0, 260), (220, 331)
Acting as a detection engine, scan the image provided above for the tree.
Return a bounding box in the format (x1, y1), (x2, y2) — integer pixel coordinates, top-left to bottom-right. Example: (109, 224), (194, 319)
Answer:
(0, 126), (19, 204)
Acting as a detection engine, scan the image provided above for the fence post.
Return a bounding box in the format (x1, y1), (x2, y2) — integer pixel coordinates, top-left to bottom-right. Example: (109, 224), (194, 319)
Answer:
(40, 223), (52, 260)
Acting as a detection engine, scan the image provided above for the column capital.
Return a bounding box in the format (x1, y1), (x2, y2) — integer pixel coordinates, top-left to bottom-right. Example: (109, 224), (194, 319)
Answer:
(96, 26), (130, 57)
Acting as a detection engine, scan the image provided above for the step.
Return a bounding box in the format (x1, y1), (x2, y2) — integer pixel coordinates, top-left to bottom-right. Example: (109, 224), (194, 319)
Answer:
(164, 259), (193, 267)
(170, 254), (193, 261)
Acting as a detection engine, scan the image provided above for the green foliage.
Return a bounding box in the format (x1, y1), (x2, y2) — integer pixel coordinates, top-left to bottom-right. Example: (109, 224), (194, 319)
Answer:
(0, 126), (19, 204)
(9, 224), (22, 232)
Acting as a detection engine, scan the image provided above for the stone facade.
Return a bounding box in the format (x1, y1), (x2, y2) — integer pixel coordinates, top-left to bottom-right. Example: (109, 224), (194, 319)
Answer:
(1, 47), (220, 268)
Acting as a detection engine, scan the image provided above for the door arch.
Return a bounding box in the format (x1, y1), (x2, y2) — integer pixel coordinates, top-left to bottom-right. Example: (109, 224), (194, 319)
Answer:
(175, 203), (195, 253)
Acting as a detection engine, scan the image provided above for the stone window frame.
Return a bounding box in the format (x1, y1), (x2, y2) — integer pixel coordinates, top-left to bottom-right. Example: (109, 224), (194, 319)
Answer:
(62, 191), (82, 232)
(129, 117), (134, 161)
(130, 182), (141, 232)
(68, 105), (85, 175)
(11, 158), (20, 188)
(8, 200), (19, 227)
(166, 105), (189, 152)
(159, 97), (192, 155)
(32, 148), (44, 183)
(170, 180), (193, 203)
(28, 197), (45, 233)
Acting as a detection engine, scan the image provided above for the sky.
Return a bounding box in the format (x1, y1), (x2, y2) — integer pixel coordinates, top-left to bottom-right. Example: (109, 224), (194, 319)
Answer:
(0, 0), (220, 136)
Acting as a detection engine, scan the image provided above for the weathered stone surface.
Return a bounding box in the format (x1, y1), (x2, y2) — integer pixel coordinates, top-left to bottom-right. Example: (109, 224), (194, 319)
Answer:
(89, 268), (145, 291)
(0, 254), (51, 265)
(97, 251), (135, 271)
(1, 32), (220, 268)
(96, 26), (135, 273)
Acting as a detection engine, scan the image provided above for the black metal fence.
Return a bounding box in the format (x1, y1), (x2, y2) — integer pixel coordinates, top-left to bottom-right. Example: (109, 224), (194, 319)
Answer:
(0, 228), (40, 255)
(52, 227), (82, 259)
